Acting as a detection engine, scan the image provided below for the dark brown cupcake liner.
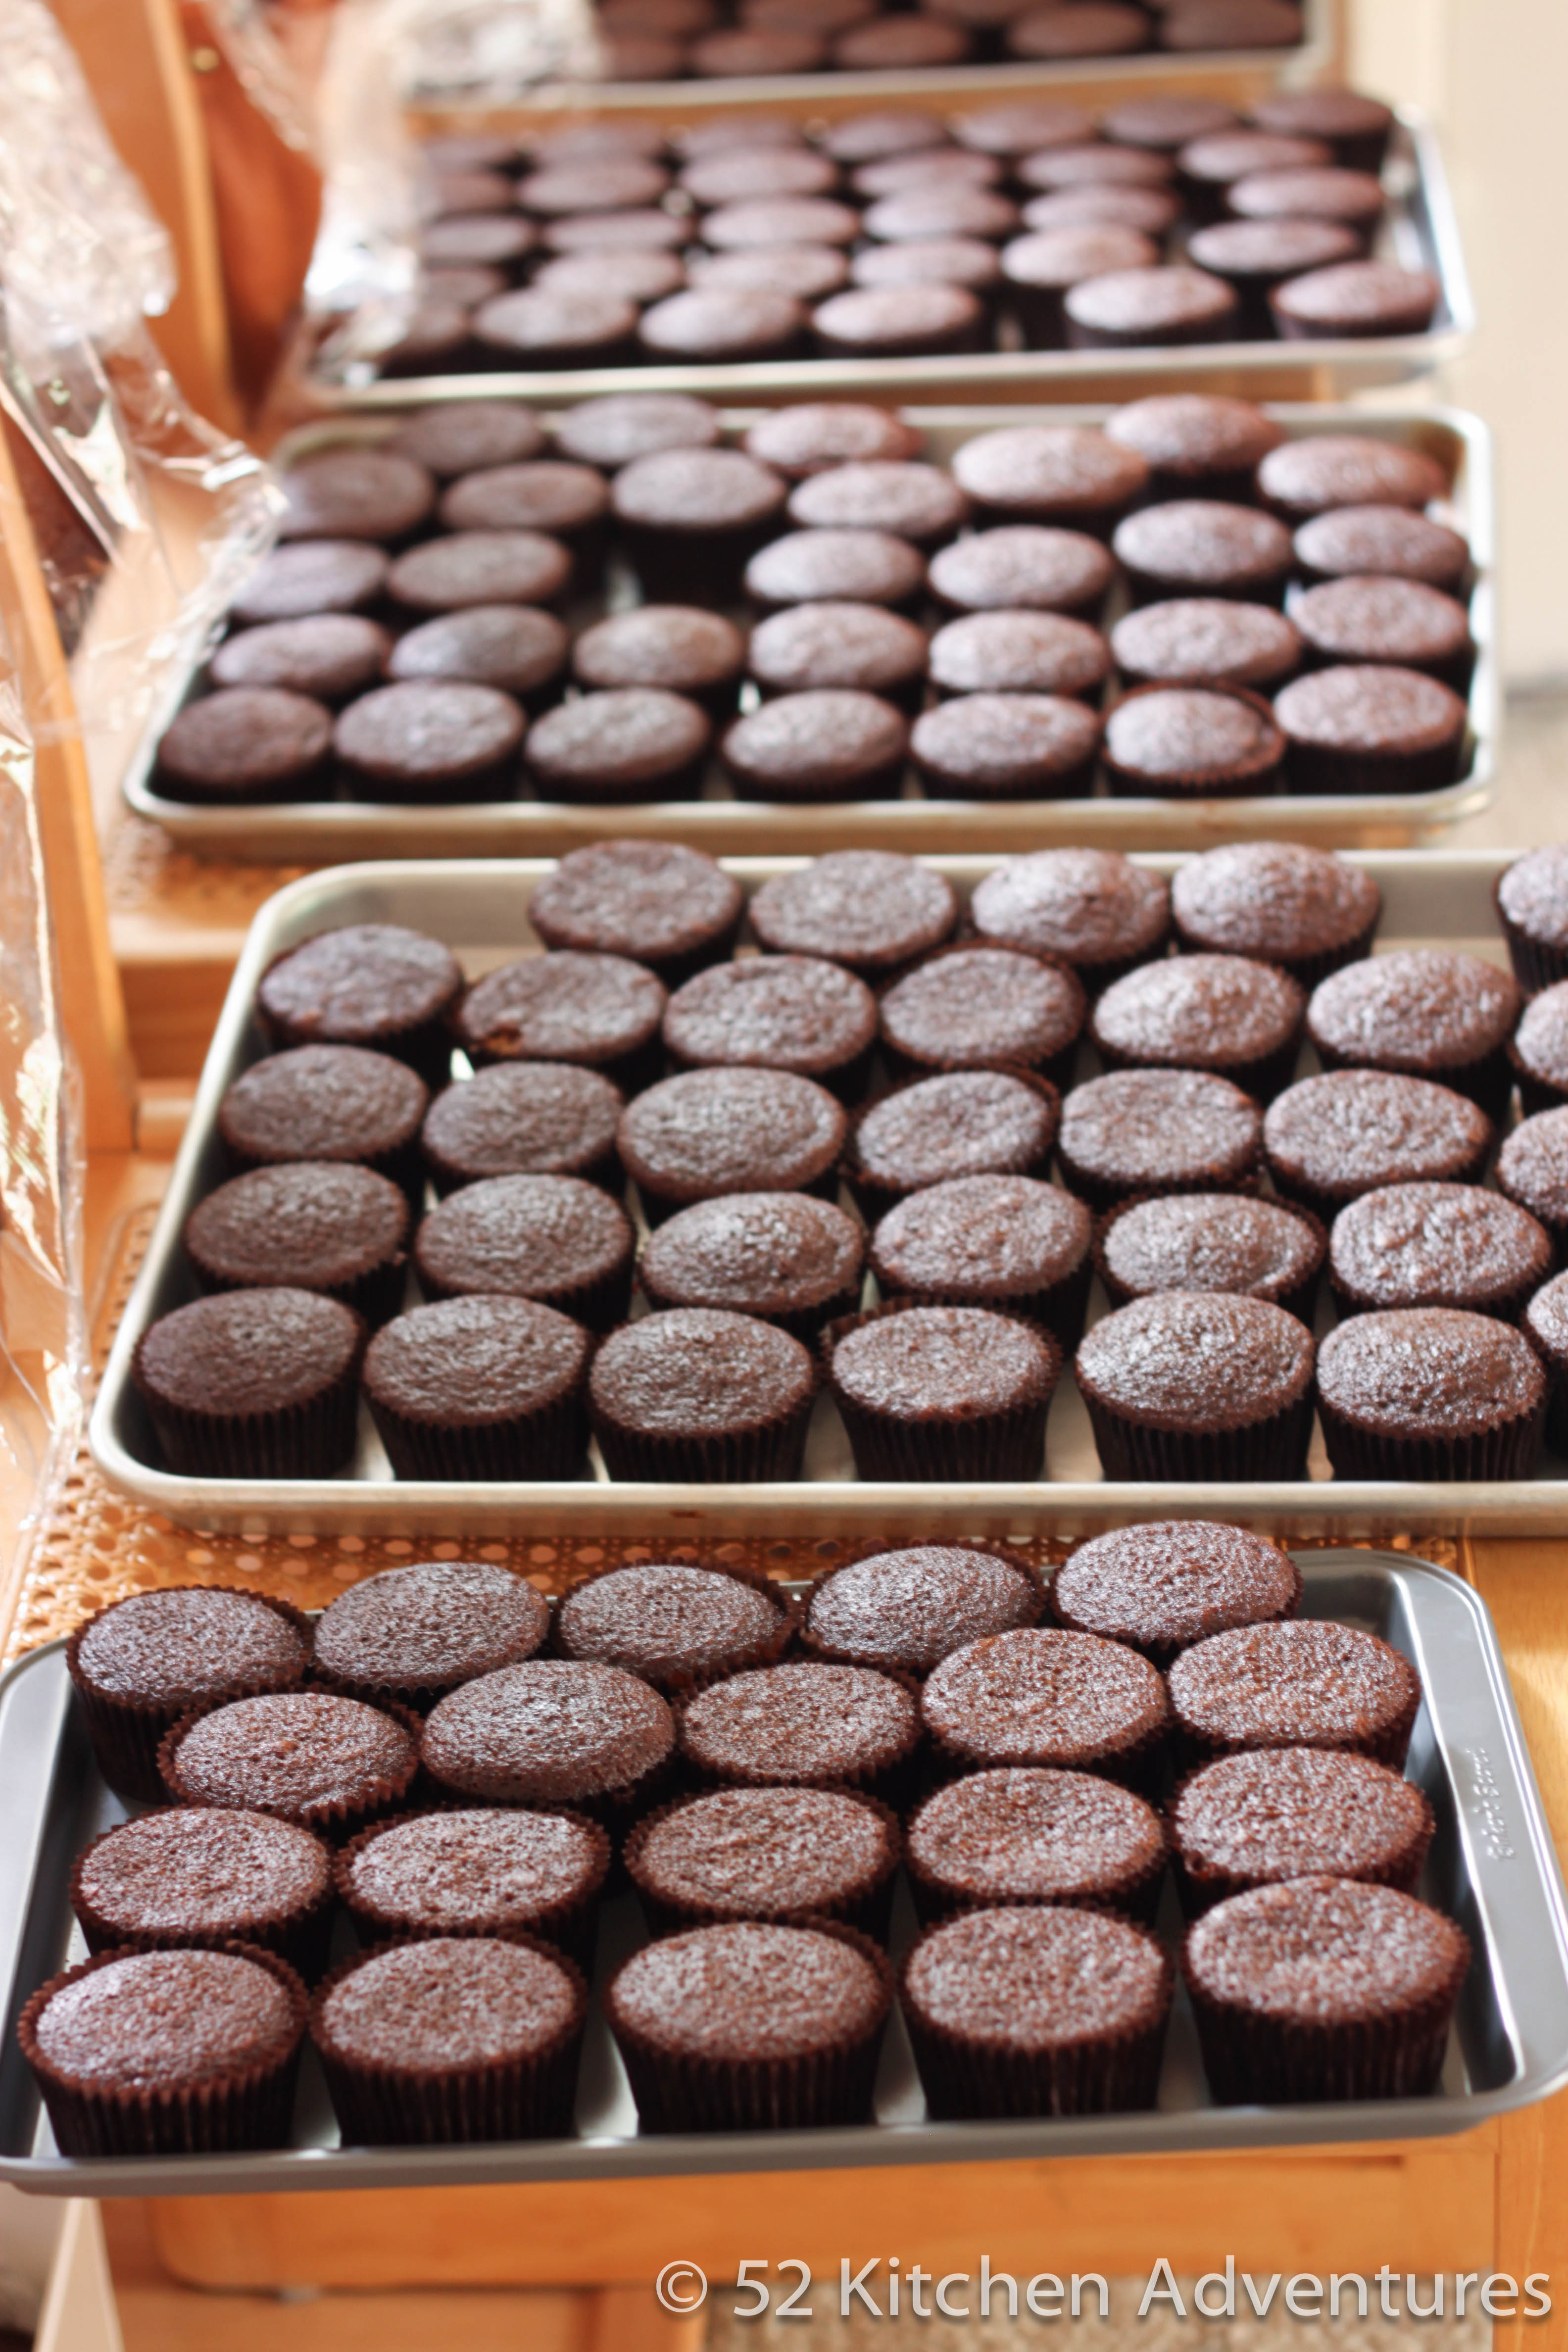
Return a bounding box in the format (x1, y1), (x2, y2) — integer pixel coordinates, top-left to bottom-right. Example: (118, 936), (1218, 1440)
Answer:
(133, 1324), (368, 1483)
(590, 1333), (819, 1485)
(1316, 1385), (1547, 1489)
(258, 968), (456, 1095)
(795, 1536), (1048, 1675)
(19, 1940), (309, 2157)
(415, 1244), (634, 1338)
(606, 1917), (894, 2134)
(547, 1556), (797, 1692)
(877, 940), (1085, 1095)
(1510, 1038), (1568, 1122)
(66, 1587), (316, 1807)
(624, 1789), (902, 1943)
(332, 1807), (611, 1971)
(1048, 1548), (1304, 1670)
(922, 1710), (1169, 1801)
(468, 1033), (665, 1102)
(159, 1693), (425, 1841)
(189, 1247), (411, 1333)
(366, 1383), (590, 1483)
(1266, 1123), (1498, 1226)
(1092, 1192), (1327, 1329)
(70, 1824), (335, 1981)
(1185, 1933), (1468, 2105)
(839, 1064), (1062, 1222)
(900, 1917), (1174, 2119)
(1328, 1264), (1547, 1328)
(823, 1298), (1061, 1484)
(1281, 730), (1468, 799)
(1078, 1382), (1316, 1486)
(1495, 881), (1568, 997)
(311, 1931), (588, 2145)
(534, 748), (711, 808)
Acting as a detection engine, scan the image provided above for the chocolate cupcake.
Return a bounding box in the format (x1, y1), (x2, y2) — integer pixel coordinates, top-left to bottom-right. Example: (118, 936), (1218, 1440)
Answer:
(827, 1303), (1060, 1481)
(414, 1173), (634, 1331)
(185, 1162), (409, 1326)
(525, 689), (712, 807)
(421, 1063), (624, 1196)
(678, 1660), (919, 1799)
(473, 286), (637, 369)
(1291, 577), (1474, 692)
(605, 1919), (891, 2133)
(810, 285), (986, 363)
(72, 1811), (332, 1976)
(1065, 265), (1239, 350)
(1002, 226), (1161, 348)
(662, 955), (877, 1100)
(785, 461), (969, 551)
(161, 1691), (420, 1837)
(1076, 1291), (1315, 1480)
(1171, 841), (1379, 985)
(312, 1560), (549, 1711)
(721, 689), (910, 804)
(133, 1289), (365, 1481)
(1058, 1068), (1264, 1213)
(570, 611), (746, 724)
(748, 851), (957, 978)
(905, 1768), (1166, 1924)
(385, 534), (572, 618)
(278, 449), (436, 544)
(902, 1904), (1173, 2118)
(880, 944), (1086, 1088)
(1264, 1071), (1493, 1221)
(457, 951), (666, 1091)
(1499, 1112), (1568, 1265)
(1186, 217), (1360, 331)
(590, 1307), (817, 1483)
(1102, 394), (1278, 504)
(1524, 1273), (1568, 1454)
(952, 424), (1148, 535)
(871, 1174), (1092, 1348)
(554, 393), (721, 473)
(922, 1628), (1168, 1787)
(422, 1660), (674, 1821)
(612, 447), (788, 604)
(1169, 1618), (1421, 1768)
(1113, 501), (1292, 605)
(311, 1934), (586, 2145)
(1095, 1192), (1324, 1323)
(1170, 1746), (1434, 1912)
(638, 286), (806, 366)
(1316, 1305), (1547, 1480)
(927, 611), (1111, 703)
(1052, 1520), (1300, 1666)
(910, 693), (1102, 803)
(334, 1809), (608, 1968)
(1090, 954), (1306, 1100)
(1271, 261), (1441, 342)
(619, 1067), (847, 1221)
(969, 849), (1169, 996)
(639, 1192), (865, 1339)
(953, 100), (1095, 158)
(437, 461), (610, 570)
(388, 400), (544, 478)
(1511, 984), (1568, 1116)
(1496, 846), (1568, 993)
(20, 1944), (308, 2156)
(1023, 186), (1179, 236)
(747, 603), (928, 713)
(387, 608), (569, 710)
(335, 680), (527, 806)
(553, 1561), (789, 1692)
(1329, 1182), (1550, 1322)
(229, 540), (388, 627)
(1306, 950), (1519, 1120)
(1019, 145), (1175, 196)
(1249, 88), (1394, 171)
(844, 1070), (1060, 1218)
(219, 1046), (429, 1200)
(745, 527), (927, 615)
(67, 1586), (311, 1805)
(1295, 505), (1470, 593)
(850, 238), (1001, 299)
(1258, 436), (1447, 522)
(363, 1295), (589, 1482)
(929, 525), (1115, 620)
(625, 1787), (899, 1939)
(742, 403), (924, 479)
(1184, 1875), (1466, 2103)
(1102, 683), (1285, 800)
(802, 1543), (1042, 1676)
(208, 616), (390, 706)
(258, 924), (462, 1090)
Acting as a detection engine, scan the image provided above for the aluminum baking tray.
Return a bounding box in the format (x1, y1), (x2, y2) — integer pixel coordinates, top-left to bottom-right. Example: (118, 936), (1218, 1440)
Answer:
(90, 848), (1568, 1543)
(297, 106), (1469, 408)
(125, 403), (1493, 861)
(1, 1549), (1566, 2194)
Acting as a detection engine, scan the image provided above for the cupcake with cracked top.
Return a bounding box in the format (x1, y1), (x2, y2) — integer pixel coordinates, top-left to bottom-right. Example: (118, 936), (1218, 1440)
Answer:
(1095, 1192), (1325, 1324)
(1264, 1069), (1494, 1221)
(1169, 1745), (1434, 1912)
(1328, 1181), (1550, 1321)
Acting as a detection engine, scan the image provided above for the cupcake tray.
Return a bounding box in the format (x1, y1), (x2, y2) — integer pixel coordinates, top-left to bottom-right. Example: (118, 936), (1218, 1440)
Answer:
(0, 1550), (1566, 2194)
(89, 844), (1566, 1544)
(297, 107), (1468, 409)
(124, 402), (1493, 860)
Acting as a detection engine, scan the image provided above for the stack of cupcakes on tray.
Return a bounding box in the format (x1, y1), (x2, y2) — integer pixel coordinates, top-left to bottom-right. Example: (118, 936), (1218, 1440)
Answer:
(129, 836), (1568, 1491)
(153, 390), (1476, 817)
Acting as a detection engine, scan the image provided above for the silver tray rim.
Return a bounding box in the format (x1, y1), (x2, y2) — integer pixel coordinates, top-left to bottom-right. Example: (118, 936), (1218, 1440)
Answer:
(87, 846), (1568, 1543)
(2, 1548), (1566, 2194)
(123, 400), (1495, 859)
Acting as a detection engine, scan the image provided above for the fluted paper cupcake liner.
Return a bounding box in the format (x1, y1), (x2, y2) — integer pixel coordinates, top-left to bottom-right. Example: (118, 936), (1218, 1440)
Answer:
(66, 1588), (315, 1806)
(367, 1386), (590, 1483)
(901, 1928), (1173, 2120)
(420, 1746), (676, 1841)
(1316, 1388), (1546, 1490)
(796, 1538), (1047, 1675)
(1496, 895), (1568, 997)
(135, 1349), (366, 1483)
(191, 1252), (409, 1333)
(1329, 1267), (1545, 1328)
(590, 1354), (818, 1486)
(548, 1558), (797, 1693)
(840, 1064), (1062, 1223)
(823, 1299), (1061, 1485)
(159, 1694), (425, 1841)
(606, 1919), (893, 2134)
(19, 1942), (308, 2157)
(1093, 1194), (1327, 1331)
(331, 1807), (611, 1971)
(1185, 1962), (1467, 2106)
(1280, 734), (1466, 798)
(639, 1264), (865, 1348)
(1079, 1385), (1316, 1486)
(666, 1040), (874, 1112)
(311, 1932), (588, 2144)
(624, 1790), (901, 1944)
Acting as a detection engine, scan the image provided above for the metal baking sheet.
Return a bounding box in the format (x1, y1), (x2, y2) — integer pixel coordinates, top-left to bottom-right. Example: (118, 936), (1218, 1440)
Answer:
(124, 403), (1493, 861)
(1, 1551), (1565, 2195)
(297, 108), (1469, 409)
(89, 848), (1568, 1543)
